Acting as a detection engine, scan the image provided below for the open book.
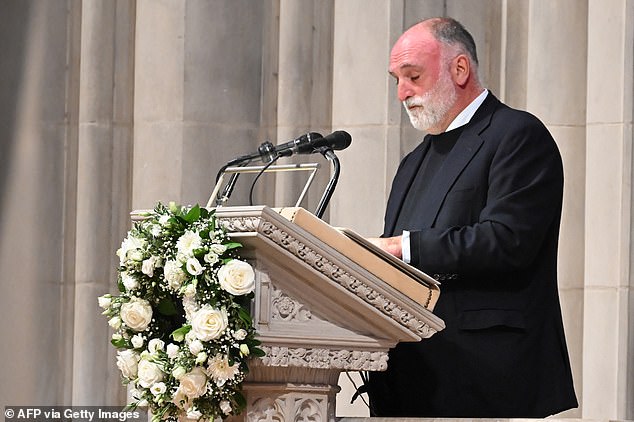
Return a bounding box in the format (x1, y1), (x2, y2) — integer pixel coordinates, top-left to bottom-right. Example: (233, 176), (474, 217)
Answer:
(274, 207), (440, 310)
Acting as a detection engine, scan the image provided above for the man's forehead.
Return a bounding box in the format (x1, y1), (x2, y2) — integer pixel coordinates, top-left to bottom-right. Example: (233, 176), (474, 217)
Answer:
(389, 38), (438, 74)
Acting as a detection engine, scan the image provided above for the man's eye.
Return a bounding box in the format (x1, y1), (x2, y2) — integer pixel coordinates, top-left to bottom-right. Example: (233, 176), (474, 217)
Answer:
(410, 75), (420, 82)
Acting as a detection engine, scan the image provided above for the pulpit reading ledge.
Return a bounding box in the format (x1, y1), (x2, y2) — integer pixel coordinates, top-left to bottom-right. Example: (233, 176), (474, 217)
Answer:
(208, 206), (444, 422)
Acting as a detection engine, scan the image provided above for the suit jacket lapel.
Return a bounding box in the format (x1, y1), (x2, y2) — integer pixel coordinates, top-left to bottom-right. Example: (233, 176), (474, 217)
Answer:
(384, 139), (431, 236)
(417, 94), (498, 227)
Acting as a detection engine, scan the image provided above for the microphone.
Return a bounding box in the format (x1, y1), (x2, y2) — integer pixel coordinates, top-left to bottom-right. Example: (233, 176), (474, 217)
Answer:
(228, 131), (352, 165)
(258, 132), (323, 163)
(276, 130), (352, 156)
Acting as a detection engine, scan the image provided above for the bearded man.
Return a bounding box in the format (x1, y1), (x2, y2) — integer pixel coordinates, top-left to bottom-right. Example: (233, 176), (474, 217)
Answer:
(365, 17), (578, 417)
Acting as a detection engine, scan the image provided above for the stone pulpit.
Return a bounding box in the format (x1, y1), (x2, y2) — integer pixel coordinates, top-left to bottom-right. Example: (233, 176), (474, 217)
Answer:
(213, 206), (445, 422)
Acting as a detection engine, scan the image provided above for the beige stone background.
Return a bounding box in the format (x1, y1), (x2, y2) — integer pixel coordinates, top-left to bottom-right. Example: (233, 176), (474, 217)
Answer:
(0, 0), (632, 419)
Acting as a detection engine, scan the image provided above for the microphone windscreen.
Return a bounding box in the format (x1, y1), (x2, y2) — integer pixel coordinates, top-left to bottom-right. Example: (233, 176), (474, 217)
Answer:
(320, 130), (352, 151)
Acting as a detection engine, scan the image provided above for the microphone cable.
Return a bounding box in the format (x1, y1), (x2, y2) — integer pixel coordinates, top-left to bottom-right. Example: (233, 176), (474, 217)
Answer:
(248, 153), (281, 206)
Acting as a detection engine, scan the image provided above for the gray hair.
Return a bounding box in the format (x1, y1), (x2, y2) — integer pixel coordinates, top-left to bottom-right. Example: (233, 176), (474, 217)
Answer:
(428, 17), (479, 66)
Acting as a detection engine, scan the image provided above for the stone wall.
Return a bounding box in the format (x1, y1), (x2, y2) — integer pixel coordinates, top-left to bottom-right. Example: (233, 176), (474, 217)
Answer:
(0, 0), (632, 419)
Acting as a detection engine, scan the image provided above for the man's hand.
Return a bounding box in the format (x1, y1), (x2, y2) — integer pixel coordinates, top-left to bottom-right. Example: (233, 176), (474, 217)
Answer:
(366, 236), (403, 259)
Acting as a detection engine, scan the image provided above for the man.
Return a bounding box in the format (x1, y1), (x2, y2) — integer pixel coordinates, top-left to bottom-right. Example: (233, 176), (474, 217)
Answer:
(366, 17), (578, 417)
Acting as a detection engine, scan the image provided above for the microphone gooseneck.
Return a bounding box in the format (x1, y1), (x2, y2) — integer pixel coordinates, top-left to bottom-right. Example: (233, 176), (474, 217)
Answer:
(215, 130), (353, 211)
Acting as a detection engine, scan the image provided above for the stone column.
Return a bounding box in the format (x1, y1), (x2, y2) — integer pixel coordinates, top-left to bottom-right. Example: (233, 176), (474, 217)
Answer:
(132, 0), (268, 210)
(274, 0), (334, 213)
(524, 1), (588, 417)
(330, 0), (409, 236)
(583, 0), (634, 418)
(73, 0), (135, 405)
(0, 0), (78, 406)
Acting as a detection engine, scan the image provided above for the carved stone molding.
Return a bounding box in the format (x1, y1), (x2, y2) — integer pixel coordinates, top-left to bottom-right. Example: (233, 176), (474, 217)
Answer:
(254, 346), (388, 372)
(244, 394), (330, 422)
(271, 288), (312, 322)
(217, 214), (438, 339)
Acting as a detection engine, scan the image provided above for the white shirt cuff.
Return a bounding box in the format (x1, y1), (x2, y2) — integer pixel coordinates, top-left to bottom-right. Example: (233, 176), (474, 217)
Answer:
(401, 230), (411, 263)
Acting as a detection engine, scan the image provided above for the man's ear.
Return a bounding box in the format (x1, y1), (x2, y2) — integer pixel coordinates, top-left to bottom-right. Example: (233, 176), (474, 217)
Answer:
(453, 54), (470, 86)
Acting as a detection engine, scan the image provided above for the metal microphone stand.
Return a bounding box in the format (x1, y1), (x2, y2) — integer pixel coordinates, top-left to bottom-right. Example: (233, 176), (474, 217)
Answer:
(314, 147), (340, 219)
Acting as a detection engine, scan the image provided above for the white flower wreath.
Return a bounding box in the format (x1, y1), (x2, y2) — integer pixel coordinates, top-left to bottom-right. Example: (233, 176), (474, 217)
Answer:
(99, 202), (263, 421)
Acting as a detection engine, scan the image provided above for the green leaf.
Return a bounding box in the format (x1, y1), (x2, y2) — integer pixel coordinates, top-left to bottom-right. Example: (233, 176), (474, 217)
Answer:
(250, 347), (266, 357)
(234, 391), (247, 411)
(184, 205), (201, 223)
(171, 325), (191, 342)
(224, 242), (242, 250)
(237, 307), (253, 326)
(157, 297), (178, 316)
(117, 277), (126, 293)
(111, 337), (128, 348)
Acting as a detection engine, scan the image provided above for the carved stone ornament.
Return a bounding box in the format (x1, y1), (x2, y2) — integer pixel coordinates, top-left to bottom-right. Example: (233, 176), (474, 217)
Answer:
(252, 345), (389, 372)
(246, 395), (328, 422)
(271, 288), (312, 322)
(217, 214), (439, 339)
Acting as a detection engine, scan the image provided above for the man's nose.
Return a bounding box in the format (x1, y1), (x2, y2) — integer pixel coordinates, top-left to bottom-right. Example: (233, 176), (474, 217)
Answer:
(397, 81), (414, 102)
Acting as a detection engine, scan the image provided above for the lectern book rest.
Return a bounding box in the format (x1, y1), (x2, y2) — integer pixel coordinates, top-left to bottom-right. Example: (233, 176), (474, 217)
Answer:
(274, 207), (440, 310)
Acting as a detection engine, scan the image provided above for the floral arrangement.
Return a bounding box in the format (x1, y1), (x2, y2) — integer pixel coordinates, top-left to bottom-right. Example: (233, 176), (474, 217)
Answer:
(99, 202), (263, 421)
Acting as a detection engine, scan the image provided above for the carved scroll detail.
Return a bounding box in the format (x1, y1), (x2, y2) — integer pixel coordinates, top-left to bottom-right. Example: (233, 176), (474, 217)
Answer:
(254, 345), (389, 372)
(218, 215), (437, 339)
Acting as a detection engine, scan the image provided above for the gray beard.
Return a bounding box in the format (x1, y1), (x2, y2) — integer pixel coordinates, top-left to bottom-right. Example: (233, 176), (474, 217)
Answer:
(403, 73), (456, 132)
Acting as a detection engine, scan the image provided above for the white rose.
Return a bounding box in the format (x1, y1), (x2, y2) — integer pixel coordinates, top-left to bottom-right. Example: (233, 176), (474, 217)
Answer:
(166, 343), (180, 359)
(148, 338), (165, 353)
(150, 382), (167, 396)
(128, 249), (144, 263)
(108, 316), (122, 330)
(176, 230), (202, 257)
(129, 387), (143, 401)
(98, 295), (112, 309)
(195, 352), (207, 364)
(191, 306), (228, 341)
(137, 359), (164, 388)
(203, 252), (218, 265)
(233, 329), (247, 341)
(185, 257), (204, 276)
(131, 334), (144, 349)
(219, 400), (232, 415)
(116, 349), (139, 378)
(172, 365), (187, 380)
(164, 260), (187, 291)
(188, 339), (204, 355)
(120, 298), (153, 332)
(179, 367), (207, 399)
(121, 272), (139, 291)
(118, 235), (146, 265)
(184, 284), (196, 298)
(209, 244), (227, 255)
(218, 259), (255, 296)
(142, 256), (160, 277)
(184, 330), (197, 344)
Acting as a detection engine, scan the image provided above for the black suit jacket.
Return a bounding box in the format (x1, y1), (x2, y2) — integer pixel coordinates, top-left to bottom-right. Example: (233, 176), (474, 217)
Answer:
(368, 93), (577, 417)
